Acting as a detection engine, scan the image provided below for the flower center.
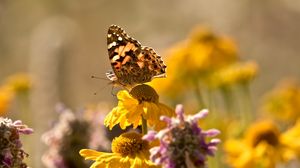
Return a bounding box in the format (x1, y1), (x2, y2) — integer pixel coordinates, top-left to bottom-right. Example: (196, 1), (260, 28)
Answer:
(167, 122), (204, 167)
(252, 129), (279, 147)
(111, 132), (149, 156)
(130, 84), (159, 103)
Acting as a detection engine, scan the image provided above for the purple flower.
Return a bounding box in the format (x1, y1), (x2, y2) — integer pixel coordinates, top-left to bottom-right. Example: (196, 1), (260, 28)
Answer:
(0, 117), (33, 168)
(143, 104), (220, 168)
(42, 103), (110, 168)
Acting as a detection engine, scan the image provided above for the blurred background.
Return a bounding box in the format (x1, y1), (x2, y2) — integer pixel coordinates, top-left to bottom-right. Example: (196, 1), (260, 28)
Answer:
(1, 0), (300, 167)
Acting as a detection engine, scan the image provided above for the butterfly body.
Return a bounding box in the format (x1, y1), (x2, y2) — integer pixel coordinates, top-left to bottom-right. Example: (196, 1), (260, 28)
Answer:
(106, 25), (166, 88)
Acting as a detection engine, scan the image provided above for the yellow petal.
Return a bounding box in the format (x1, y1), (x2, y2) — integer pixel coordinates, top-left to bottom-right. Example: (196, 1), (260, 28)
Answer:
(79, 149), (102, 161)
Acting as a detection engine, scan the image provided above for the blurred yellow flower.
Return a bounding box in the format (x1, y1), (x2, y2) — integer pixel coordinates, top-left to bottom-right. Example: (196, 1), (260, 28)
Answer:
(151, 26), (238, 98)
(0, 73), (32, 116)
(5, 73), (32, 93)
(0, 85), (14, 116)
(224, 120), (300, 168)
(262, 80), (300, 123)
(209, 61), (258, 88)
(280, 119), (300, 159)
(80, 132), (158, 168)
(187, 26), (238, 73)
(104, 84), (174, 131)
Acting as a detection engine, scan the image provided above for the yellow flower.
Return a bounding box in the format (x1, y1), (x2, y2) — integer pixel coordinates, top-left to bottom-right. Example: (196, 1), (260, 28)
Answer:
(208, 61), (258, 88)
(187, 26), (238, 73)
(80, 132), (159, 168)
(104, 84), (174, 131)
(224, 120), (300, 168)
(280, 119), (300, 160)
(5, 73), (32, 93)
(262, 79), (300, 123)
(0, 85), (14, 116)
(151, 26), (238, 98)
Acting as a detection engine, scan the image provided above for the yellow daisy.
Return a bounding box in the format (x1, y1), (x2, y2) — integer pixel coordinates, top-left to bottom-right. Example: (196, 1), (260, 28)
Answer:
(150, 26), (238, 98)
(5, 73), (32, 93)
(80, 131), (159, 168)
(104, 84), (174, 131)
(262, 79), (300, 123)
(224, 120), (300, 168)
(208, 61), (258, 89)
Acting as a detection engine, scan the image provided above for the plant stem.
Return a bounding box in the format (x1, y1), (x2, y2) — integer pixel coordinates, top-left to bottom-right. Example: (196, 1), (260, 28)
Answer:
(220, 86), (235, 115)
(193, 79), (205, 109)
(141, 116), (148, 135)
(239, 83), (253, 125)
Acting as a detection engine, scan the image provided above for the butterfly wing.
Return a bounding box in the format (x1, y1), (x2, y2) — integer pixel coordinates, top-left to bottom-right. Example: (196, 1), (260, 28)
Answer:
(138, 46), (166, 78)
(106, 25), (166, 86)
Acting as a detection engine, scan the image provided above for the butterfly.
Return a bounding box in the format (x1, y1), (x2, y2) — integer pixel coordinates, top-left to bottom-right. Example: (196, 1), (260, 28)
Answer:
(106, 25), (166, 89)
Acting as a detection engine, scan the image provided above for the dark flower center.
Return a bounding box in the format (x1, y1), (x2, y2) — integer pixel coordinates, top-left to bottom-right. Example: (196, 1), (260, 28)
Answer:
(111, 132), (149, 156)
(252, 130), (279, 147)
(130, 84), (159, 103)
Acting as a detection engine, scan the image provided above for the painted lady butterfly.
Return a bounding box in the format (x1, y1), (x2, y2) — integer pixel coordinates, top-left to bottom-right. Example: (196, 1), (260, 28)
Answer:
(106, 25), (166, 88)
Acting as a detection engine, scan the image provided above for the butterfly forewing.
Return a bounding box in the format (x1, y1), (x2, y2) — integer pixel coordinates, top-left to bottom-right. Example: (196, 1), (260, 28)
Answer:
(106, 25), (166, 87)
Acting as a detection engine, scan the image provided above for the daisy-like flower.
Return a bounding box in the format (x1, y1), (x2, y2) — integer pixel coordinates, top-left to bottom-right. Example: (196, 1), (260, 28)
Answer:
(143, 104), (221, 168)
(208, 61), (258, 89)
(104, 84), (174, 131)
(262, 79), (300, 124)
(0, 117), (33, 167)
(5, 73), (32, 93)
(80, 131), (158, 168)
(0, 73), (32, 116)
(150, 26), (238, 99)
(224, 120), (300, 168)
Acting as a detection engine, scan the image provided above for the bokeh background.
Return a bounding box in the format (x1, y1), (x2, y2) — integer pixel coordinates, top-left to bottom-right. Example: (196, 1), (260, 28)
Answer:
(1, 0), (300, 167)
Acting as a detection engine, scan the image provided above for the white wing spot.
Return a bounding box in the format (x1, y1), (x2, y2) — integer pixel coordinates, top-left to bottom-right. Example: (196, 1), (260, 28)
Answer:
(118, 37), (122, 41)
(108, 42), (117, 49)
(112, 55), (120, 62)
(108, 34), (112, 38)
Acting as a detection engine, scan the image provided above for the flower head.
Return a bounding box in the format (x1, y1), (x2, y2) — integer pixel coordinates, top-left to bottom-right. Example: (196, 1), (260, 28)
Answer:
(0, 73), (32, 116)
(5, 73), (32, 94)
(0, 117), (33, 167)
(262, 79), (300, 123)
(104, 84), (174, 131)
(143, 104), (220, 168)
(80, 131), (158, 168)
(224, 120), (300, 168)
(208, 61), (258, 88)
(42, 103), (110, 168)
(150, 26), (238, 98)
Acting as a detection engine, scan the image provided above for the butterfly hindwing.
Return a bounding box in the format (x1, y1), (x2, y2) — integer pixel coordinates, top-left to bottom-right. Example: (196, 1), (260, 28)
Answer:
(139, 46), (166, 77)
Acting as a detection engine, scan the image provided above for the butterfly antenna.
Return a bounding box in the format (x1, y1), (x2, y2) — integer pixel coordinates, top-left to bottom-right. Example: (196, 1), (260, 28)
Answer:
(93, 84), (110, 96)
(91, 75), (112, 95)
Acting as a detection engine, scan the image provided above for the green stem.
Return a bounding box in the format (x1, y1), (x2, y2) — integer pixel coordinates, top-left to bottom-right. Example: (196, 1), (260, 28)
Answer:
(193, 79), (205, 109)
(207, 88), (215, 114)
(141, 116), (148, 135)
(239, 82), (253, 126)
(220, 86), (235, 115)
